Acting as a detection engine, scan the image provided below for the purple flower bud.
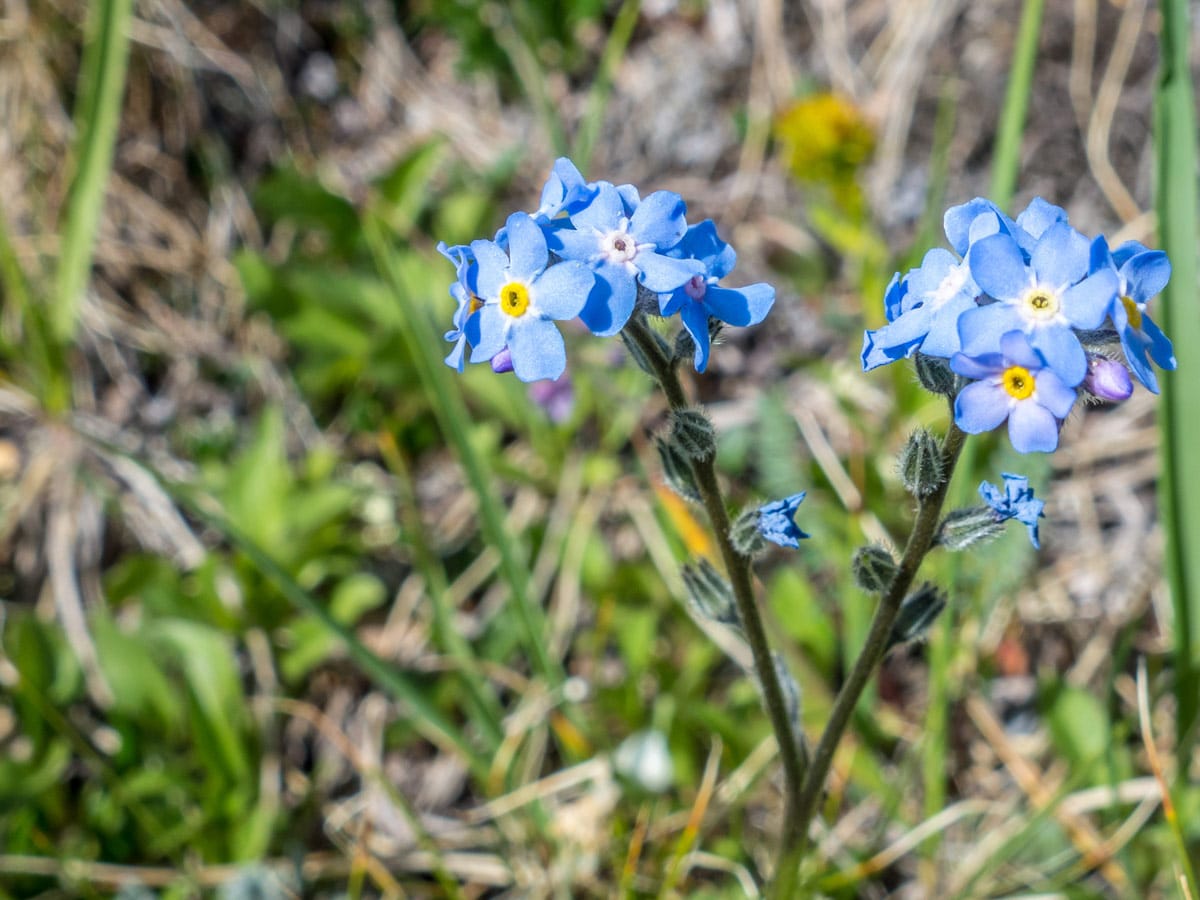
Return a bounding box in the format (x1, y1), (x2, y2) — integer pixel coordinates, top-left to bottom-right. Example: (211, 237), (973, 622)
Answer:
(1084, 356), (1133, 402)
(490, 347), (514, 374)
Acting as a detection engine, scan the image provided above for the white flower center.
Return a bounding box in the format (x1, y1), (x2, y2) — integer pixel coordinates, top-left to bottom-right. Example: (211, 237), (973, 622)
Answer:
(601, 229), (640, 264)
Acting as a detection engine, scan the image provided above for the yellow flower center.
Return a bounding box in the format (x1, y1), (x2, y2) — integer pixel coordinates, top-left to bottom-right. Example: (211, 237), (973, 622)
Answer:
(499, 281), (530, 318)
(1002, 365), (1036, 400)
(1121, 295), (1142, 330)
(1022, 287), (1060, 321)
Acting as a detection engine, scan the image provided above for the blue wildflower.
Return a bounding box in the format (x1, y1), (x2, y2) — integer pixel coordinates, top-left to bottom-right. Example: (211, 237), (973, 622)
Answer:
(658, 220), (775, 372)
(547, 182), (704, 337)
(438, 241), (480, 372)
(959, 221), (1118, 386)
(861, 247), (980, 370)
(951, 330), (1077, 453)
(464, 212), (595, 383)
(533, 157), (598, 223)
(1090, 237), (1176, 393)
(758, 492), (809, 549)
(980, 473), (1046, 548)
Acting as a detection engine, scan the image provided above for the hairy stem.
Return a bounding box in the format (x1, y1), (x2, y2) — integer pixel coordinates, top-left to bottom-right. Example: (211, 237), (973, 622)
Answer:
(788, 418), (967, 874)
(623, 315), (809, 859)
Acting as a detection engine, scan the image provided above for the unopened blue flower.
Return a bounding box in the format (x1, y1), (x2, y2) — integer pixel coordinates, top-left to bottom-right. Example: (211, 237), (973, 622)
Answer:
(951, 330), (1077, 453)
(465, 212), (595, 382)
(533, 157), (597, 222)
(438, 241), (480, 372)
(980, 473), (1045, 548)
(959, 222), (1118, 385)
(658, 220), (775, 372)
(861, 247), (980, 370)
(758, 492), (809, 549)
(1090, 237), (1176, 393)
(547, 182), (704, 336)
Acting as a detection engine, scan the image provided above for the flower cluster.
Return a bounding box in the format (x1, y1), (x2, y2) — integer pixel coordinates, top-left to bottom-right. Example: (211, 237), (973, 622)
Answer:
(863, 198), (1175, 452)
(439, 159), (775, 382)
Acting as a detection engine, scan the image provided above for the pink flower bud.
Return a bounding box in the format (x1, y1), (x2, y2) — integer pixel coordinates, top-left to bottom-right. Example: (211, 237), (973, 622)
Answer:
(490, 347), (514, 374)
(1084, 356), (1133, 402)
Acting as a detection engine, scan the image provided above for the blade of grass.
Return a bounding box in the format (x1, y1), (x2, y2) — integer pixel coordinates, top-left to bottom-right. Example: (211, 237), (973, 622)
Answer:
(53, 0), (134, 351)
(363, 213), (564, 689)
(1154, 0), (1200, 763)
(571, 0), (641, 173)
(97, 460), (493, 779)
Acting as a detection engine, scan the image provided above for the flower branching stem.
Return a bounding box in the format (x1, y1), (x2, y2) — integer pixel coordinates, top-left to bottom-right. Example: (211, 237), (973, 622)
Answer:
(783, 411), (967, 885)
(623, 315), (810, 860)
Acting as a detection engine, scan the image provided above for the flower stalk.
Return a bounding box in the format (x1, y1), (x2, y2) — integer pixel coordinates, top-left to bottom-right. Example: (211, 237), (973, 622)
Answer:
(623, 314), (811, 859)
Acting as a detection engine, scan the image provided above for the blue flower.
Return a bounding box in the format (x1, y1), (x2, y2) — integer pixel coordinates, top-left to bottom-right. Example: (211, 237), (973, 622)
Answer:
(547, 182), (705, 336)
(438, 241), (480, 372)
(758, 492), (809, 549)
(1090, 237), (1176, 393)
(951, 330), (1077, 453)
(861, 247), (980, 370)
(658, 220), (775, 372)
(944, 196), (1067, 260)
(959, 222), (1118, 386)
(533, 157), (598, 222)
(464, 212), (595, 382)
(980, 473), (1045, 548)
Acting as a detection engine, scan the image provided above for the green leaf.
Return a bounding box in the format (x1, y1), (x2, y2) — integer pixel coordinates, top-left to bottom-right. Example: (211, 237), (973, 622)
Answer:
(1040, 683), (1108, 776)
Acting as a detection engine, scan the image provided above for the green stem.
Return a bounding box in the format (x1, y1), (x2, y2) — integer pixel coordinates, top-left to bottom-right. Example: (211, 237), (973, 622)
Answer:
(788, 418), (968, 874)
(989, 0), (1045, 208)
(622, 316), (809, 860)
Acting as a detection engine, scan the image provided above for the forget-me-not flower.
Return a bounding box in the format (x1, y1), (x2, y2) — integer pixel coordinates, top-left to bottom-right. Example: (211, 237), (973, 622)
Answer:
(959, 222), (1118, 386)
(659, 220), (775, 372)
(1090, 237), (1176, 393)
(951, 330), (1077, 453)
(465, 212), (595, 382)
(547, 182), (704, 336)
(757, 492), (810, 549)
(980, 473), (1046, 548)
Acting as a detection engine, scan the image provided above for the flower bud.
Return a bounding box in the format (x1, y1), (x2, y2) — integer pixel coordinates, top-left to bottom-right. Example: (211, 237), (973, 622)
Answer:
(681, 558), (741, 630)
(898, 429), (944, 497)
(852, 543), (898, 593)
(887, 583), (947, 649)
(937, 506), (1006, 550)
(1083, 355), (1133, 403)
(490, 347), (513, 374)
(730, 505), (767, 557)
(914, 353), (957, 396)
(655, 435), (700, 502)
(670, 408), (716, 462)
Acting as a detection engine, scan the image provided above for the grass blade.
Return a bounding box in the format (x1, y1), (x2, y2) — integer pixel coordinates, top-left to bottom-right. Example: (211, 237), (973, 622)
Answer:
(54, 0), (134, 347)
(1155, 0), (1200, 761)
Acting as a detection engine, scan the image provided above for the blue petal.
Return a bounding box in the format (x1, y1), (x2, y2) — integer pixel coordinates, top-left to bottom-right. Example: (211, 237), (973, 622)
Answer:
(637, 252), (705, 292)
(958, 303), (1022, 357)
(444, 335), (468, 372)
(628, 190), (689, 249)
(504, 212), (548, 281)
(1032, 368), (1077, 418)
(1007, 400), (1060, 453)
(1111, 239), (1149, 269)
(950, 350), (1004, 380)
(570, 182), (626, 232)
(470, 239), (511, 300)
(705, 283), (774, 327)
(469, 304), (507, 363)
(919, 294), (977, 358)
(968, 234), (1031, 300)
(659, 289), (686, 317)
(1015, 197), (1067, 240)
(944, 198), (1006, 256)
(680, 300), (711, 372)
(1143, 315), (1176, 370)
(1060, 269), (1117, 329)
(508, 318), (567, 382)
(534, 260), (593, 320)
(1121, 251), (1171, 303)
(907, 248), (957, 298)
(1030, 222), (1088, 289)
(1027, 325), (1086, 386)
(548, 227), (602, 262)
(579, 263), (636, 336)
(672, 220), (730, 273)
(883, 272), (909, 322)
(1088, 235), (1114, 276)
(999, 330), (1044, 370)
(860, 307), (933, 370)
(1121, 326), (1160, 393)
(954, 381), (1012, 434)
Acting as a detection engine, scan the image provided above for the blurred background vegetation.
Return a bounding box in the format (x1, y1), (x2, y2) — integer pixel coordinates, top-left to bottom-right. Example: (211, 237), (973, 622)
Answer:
(0, 0), (1197, 897)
